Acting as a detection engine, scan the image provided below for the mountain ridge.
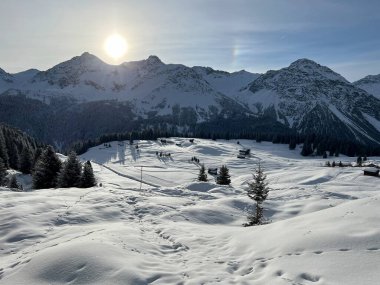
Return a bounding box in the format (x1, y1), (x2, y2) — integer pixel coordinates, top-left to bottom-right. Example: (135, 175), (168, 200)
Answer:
(0, 53), (380, 150)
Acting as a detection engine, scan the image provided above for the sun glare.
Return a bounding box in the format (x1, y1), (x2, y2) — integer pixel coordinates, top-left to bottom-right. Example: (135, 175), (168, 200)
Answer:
(104, 34), (128, 59)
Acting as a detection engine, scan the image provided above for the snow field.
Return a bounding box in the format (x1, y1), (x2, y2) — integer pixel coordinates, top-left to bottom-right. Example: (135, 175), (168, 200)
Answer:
(1, 139), (379, 284)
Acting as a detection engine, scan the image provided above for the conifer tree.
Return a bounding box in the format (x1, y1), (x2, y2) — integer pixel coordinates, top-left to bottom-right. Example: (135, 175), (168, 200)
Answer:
(58, 151), (82, 188)
(0, 157), (7, 185)
(8, 144), (20, 170)
(33, 146), (62, 189)
(289, 140), (296, 150)
(217, 165), (231, 185)
(245, 162), (269, 226)
(356, 156), (362, 166)
(301, 141), (313, 156)
(33, 148), (42, 169)
(0, 131), (9, 168)
(198, 164), (207, 182)
(20, 149), (33, 174)
(81, 160), (96, 188)
(8, 175), (20, 189)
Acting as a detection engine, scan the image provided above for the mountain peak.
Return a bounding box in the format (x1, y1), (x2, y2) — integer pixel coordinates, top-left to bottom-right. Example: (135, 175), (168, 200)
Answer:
(354, 74), (380, 85)
(76, 52), (102, 63)
(0, 67), (7, 74)
(289, 58), (320, 69)
(147, 55), (163, 65)
(288, 58), (347, 82)
(0, 67), (13, 82)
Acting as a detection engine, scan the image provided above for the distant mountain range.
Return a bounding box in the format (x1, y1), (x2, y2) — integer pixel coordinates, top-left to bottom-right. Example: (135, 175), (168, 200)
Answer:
(0, 52), (380, 150)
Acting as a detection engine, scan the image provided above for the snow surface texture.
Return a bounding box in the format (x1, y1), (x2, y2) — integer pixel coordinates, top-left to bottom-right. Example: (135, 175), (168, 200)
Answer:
(1, 139), (380, 284)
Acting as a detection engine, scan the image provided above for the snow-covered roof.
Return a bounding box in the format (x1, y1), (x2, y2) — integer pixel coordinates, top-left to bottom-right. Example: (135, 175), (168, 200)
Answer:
(364, 167), (379, 173)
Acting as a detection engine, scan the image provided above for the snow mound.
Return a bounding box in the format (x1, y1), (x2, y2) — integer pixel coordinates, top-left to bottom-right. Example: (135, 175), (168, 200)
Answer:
(3, 241), (144, 285)
(186, 182), (217, 192)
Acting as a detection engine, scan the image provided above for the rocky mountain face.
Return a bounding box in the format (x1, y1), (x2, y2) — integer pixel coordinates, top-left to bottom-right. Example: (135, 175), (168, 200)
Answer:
(244, 59), (380, 144)
(0, 54), (380, 148)
(0, 68), (13, 84)
(354, 74), (380, 99)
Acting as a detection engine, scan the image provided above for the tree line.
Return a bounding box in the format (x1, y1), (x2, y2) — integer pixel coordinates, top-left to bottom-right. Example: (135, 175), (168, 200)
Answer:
(0, 124), (40, 187)
(32, 147), (96, 189)
(0, 124), (96, 190)
(69, 128), (380, 158)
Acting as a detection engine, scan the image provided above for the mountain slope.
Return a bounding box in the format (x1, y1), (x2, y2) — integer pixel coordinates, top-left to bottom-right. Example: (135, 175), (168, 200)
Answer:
(354, 74), (380, 99)
(242, 59), (380, 144)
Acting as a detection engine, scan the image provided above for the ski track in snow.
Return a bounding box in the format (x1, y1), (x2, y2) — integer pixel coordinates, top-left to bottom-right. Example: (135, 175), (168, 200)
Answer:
(1, 139), (380, 284)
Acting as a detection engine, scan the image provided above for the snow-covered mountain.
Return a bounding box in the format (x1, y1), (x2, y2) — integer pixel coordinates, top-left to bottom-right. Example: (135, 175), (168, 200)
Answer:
(354, 74), (380, 99)
(242, 59), (380, 143)
(0, 68), (13, 84)
(1, 54), (380, 147)
(1, 53), (257, 121)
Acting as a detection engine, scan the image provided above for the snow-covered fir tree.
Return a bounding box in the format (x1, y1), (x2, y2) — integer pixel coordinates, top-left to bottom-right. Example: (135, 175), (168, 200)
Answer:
(81, 160), (96, 188)
(198, 164), (207, 182)
(33, 146), (62, 189)
(217, 165), (231, 185)
(58, 151), (82, 188)
(245, 162), (269, 226)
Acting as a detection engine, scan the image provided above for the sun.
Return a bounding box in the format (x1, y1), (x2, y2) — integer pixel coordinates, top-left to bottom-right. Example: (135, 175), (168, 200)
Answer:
(104, 34), (128, 59)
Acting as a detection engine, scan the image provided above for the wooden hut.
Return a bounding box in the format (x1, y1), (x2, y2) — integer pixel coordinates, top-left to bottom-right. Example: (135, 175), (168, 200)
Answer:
(239, 149), (251, 155)
(363, 167), (379, 177)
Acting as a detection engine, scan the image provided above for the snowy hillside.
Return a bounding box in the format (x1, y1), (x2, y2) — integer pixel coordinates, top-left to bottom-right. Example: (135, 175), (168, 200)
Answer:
(1, 139), (379, 284)
(354, 74), (380, 99)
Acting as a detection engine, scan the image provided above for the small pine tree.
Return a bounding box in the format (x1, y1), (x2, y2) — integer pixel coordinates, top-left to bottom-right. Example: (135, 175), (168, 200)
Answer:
(217, 165), (231, 185)
(245, 162), (269, 226)
(32, 146), (62, 189)
(322, 151), (328, 159)
(289, 140), (296, 150)
(20, 149), (33, 174)
(0, 157), (7, 185)
(326, 161), (331, 167)
(332, 161), (336, 167)
(198, 164), (207, 182)
(81, 161), (96, 188)
(356, 156), (362, 166)
(58, 151), (82, 188)
(301, 141), (313, 156)
(339, 161), (343, 167)
(8, 175), (20, 189)
(129, 133), (134, 145)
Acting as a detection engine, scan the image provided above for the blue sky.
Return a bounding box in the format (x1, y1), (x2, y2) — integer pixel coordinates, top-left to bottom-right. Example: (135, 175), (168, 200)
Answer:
(0, 0), (379, 81)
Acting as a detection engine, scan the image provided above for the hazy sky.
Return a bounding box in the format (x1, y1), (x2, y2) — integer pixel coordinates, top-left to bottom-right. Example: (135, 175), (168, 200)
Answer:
(0, 0), (379, 81)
